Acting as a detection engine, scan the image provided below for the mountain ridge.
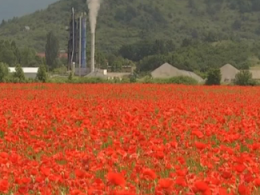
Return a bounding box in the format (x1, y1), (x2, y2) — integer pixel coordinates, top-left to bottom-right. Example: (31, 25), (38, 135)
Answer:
(1, 0), (260, 52)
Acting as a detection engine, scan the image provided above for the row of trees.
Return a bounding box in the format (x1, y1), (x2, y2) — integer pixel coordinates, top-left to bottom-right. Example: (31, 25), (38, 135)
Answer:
(0, 31), (62, 70)
(1, 28), (260, 84)
(117, 39), (254, 73)
(0, 62), (47, 83)
(0, 40), (42, 67)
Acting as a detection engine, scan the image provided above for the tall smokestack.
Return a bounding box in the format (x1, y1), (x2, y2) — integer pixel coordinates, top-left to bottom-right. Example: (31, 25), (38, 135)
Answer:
(87, 0), (101, 73)
(91, 33), (95, 72)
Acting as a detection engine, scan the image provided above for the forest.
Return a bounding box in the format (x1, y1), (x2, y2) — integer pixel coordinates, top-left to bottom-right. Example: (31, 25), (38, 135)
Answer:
(1, 0), (260, 74)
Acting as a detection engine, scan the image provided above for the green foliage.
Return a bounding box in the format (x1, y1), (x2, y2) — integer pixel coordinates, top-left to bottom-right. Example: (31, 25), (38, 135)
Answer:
(2, 0), (260, 53)
(205, 69), (221, 85)
(20, 47), (42, 67)
(234, 70), (256, 86)
(129, 74), (137, 83)
(68, 72), (73, 81)
(137, 41), (252, 73)
(0, 40), (41, 67)
(139, 76), (198, 85)
(2, 0), (260, 76)
(0, 62), (9, 82)
(137, 54), (167, 72)
(13, 64), (25, 82)
(36, 65), (48, 82)
(45, 31), (59, 69)
(48, 75), (198, 84)
(119, 39), (175, 62)
(166, 76), (198, 85)
(66, 77), (110, 84)
(0, 40), (19, 66)
(51, 66), (68, 75)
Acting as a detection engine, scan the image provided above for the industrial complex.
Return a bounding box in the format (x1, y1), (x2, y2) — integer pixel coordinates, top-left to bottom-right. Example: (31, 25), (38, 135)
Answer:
(67, 7), (101, 77)
(67, 8), (87, 74)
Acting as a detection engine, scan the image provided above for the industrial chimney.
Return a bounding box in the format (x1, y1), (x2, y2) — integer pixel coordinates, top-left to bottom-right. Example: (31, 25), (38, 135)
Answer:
(90, 32), (95, 72)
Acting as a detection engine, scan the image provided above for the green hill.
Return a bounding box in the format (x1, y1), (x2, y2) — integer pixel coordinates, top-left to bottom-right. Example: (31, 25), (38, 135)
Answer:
(1, 0), (260, 53)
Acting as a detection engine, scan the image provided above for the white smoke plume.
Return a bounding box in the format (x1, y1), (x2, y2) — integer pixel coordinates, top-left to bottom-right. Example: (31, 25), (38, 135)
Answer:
(87, 0), (101, 34)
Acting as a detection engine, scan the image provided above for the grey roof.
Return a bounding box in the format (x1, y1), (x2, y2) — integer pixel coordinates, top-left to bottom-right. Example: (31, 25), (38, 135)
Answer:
(151, 63), (181, 78)
(179, 70), (204, 83)
(220, 64), (239, 83)
(151, 62), (204, 83)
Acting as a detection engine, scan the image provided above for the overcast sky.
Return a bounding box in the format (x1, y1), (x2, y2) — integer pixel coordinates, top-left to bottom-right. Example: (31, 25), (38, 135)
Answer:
(0, 0), (58, 21)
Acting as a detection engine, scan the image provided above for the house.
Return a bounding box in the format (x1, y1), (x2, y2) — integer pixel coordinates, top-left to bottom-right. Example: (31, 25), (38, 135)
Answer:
(151, 63), (204, 83)
(220, 64), (239, 83)
(9, 67), (39, 79)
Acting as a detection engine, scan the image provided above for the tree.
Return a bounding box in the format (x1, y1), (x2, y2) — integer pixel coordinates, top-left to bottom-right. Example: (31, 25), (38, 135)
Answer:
(45, 31), (59, 70)
(13, 64), (25, 82)
(205, 69), (221, 85)
(0, 40), (18, 66)
(0, 20), (6, 27)
(36, 65), (48, 82)
(234, 70), (256, 86)
(20, 47), (38, 67)
(0, 62), (9, 82)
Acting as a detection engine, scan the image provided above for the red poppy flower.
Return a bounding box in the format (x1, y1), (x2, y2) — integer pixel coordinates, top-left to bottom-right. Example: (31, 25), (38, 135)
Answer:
(107, 172), (125, 186)
(0, 179), (8, 193)
(142, 168), (157, 180)
(158, 178), (173, 189)
(195, 142), (207, 150)
(254, 178), (260, 187)
(238, 184), (250, 195)
(194, 181), (209, 192)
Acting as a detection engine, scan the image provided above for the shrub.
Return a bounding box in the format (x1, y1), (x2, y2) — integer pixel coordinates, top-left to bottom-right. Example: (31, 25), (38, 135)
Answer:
(36, 65), (48, 82)
(205, 69), (221, 85)
(129, 74), (137, 83)
(0, 62), (9, 82)
(13, 64), (25, 82)
(139, 76), (198, 85)
(234, 70), (256, 86)
(167, 76), (198, 85)
(68, 72), (73, 81)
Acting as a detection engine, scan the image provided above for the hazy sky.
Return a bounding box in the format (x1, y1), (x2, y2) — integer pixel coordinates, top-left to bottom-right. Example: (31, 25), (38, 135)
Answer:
(0, 0), (58, 21)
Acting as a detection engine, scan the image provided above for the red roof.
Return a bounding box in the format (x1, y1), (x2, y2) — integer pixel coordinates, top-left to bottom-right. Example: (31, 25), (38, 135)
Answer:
(37, 53), (68, 59)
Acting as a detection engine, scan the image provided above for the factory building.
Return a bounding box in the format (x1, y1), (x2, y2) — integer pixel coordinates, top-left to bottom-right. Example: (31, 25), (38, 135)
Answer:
(9, 67), (39, 79)
(67, 8), (87, 72)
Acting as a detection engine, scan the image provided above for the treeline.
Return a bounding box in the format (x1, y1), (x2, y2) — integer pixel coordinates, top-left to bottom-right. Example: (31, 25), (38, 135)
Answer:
(0, 40), (43, 67)
(0, 31), (67, 71)
(0, 63), (47, 83)
(1, 37), (260, 75)
(116, 38), (259, 73)
(3, 0), (260, 53)
(1, 28), (260, 77)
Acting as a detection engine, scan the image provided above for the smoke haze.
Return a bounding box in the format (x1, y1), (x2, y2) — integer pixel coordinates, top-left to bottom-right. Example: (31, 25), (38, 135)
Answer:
(87, 0), (101, 34)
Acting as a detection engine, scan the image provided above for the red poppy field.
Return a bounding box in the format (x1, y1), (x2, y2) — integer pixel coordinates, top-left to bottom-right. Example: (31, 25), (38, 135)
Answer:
(1, 84), (260, 195)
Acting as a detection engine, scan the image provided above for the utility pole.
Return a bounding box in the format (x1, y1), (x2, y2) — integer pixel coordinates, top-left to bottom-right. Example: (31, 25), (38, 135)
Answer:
(70, 7), (75, 71)
(79, 14), (82, 77)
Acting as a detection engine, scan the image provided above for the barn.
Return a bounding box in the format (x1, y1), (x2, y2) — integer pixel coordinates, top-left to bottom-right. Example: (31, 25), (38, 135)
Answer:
(9, 67), (39, 79)
(220, 64), (239, 83)
(151, 63), (204, 83)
